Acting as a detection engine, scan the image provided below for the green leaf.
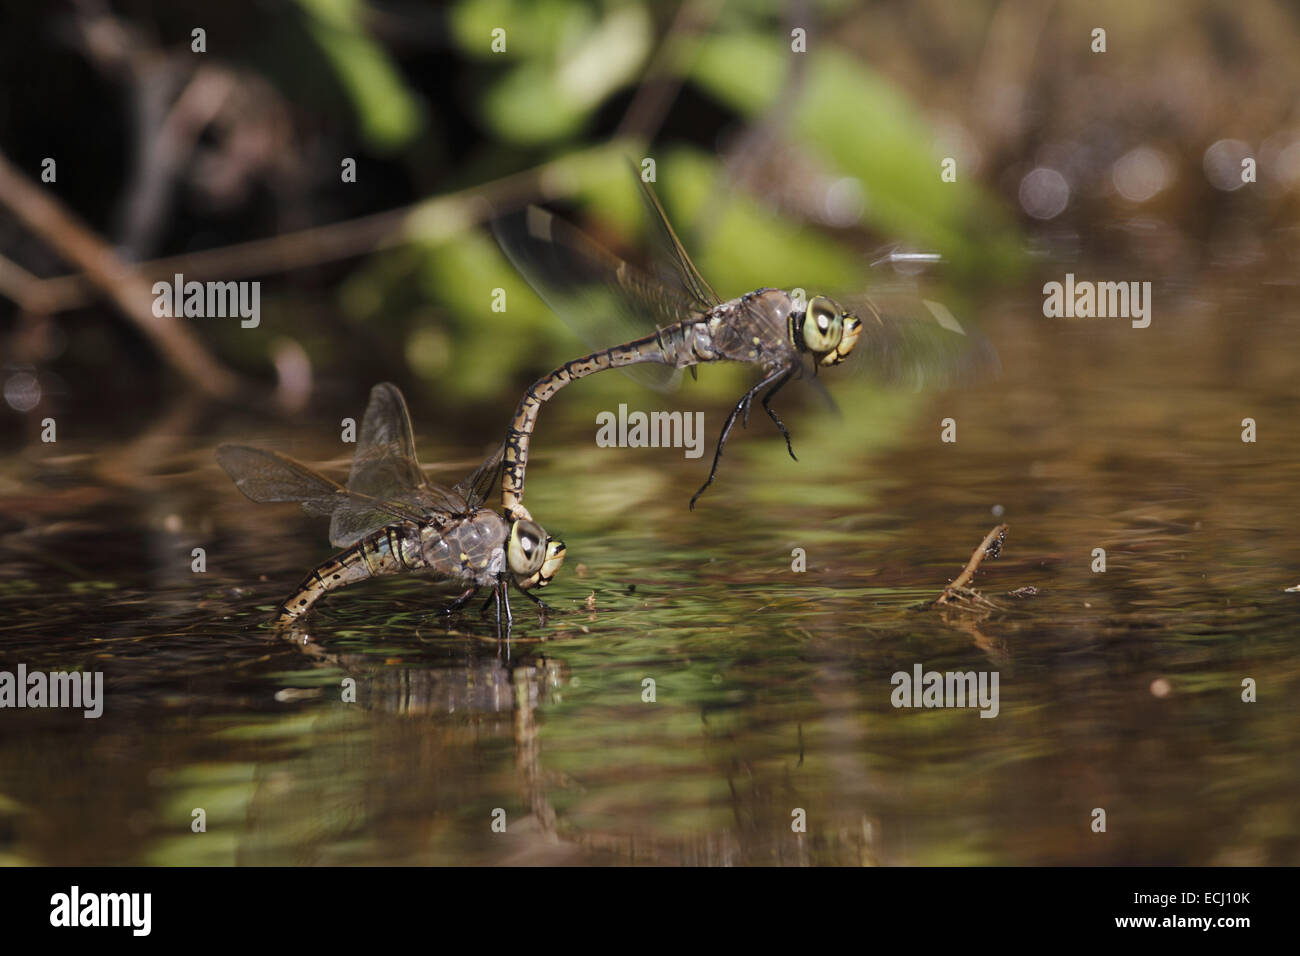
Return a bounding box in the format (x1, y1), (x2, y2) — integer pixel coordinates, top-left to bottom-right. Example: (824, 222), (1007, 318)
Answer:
(294, 0), (425, 151)
(689, 33), (1022, 277)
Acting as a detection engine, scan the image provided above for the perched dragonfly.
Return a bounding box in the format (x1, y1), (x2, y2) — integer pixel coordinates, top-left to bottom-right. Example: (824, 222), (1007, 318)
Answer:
(493, 171), (998, 519)
(216, 383), (565, 627)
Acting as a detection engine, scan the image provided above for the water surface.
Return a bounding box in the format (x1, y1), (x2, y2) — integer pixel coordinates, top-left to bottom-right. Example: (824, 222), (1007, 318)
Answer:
(2, 272), (1298, 865)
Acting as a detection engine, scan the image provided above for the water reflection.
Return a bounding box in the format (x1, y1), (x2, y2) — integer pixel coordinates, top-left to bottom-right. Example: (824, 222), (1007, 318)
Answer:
(1, 274), (1299, 865)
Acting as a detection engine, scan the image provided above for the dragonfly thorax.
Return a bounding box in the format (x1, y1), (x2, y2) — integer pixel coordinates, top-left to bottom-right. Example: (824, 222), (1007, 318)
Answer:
(419, 512), (508, 587)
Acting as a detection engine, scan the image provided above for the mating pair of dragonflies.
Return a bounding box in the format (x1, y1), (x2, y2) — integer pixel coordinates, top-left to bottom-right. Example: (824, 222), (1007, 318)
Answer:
(219, 171), (997, 629)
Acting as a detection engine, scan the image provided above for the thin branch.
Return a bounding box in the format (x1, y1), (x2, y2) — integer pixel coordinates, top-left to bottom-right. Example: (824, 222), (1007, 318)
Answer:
(934, 523), (1008, 607)
(0, 148), (247, 399)
(116, 64), (238, 256)
(614, 0), (725, 144)
(0, 251), (55, 313)
(17, 143), (623, 313)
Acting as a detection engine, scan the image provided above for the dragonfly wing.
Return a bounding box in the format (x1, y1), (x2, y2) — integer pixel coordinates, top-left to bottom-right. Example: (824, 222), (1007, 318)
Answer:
(631, 165), (722, 313)
(493, 205), (691, 392)
(346, 383), (430, 498)
(798, 367), (842, 419)
(840, 291), (1001, 390)
(217, 444), (432, 547)
(216, 444), (347, 516)
(453, 443), (507, 511)
(327, 487), (451, 549)
(330, 384), (467, 545)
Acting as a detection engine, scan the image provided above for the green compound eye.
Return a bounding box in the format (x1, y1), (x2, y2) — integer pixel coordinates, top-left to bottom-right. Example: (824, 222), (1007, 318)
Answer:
(802, 296), (844, 355)
(507, 519), (546, 577)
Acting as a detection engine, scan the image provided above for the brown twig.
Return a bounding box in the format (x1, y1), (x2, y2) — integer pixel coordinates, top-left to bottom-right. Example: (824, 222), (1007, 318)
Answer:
(0, 252), (55, 313)
(934, 523), (1008, 607)
(614, 0), (725, 144)
(14, 144), (623, 313)
(116, 64), (239, 256)
(0, 148), (247, 399)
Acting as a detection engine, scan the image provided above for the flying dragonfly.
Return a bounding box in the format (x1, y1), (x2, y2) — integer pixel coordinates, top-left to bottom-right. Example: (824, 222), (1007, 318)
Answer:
(216, 383), (565, 628)
(492, 169), (999, 520)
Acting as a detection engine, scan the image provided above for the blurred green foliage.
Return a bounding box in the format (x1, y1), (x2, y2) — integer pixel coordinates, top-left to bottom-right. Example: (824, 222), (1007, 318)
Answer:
(450, 0), (652, 143)
(690, 32), (1022, 277)
(6, 0), (1031, 427)
(294, 0), (426, 150)
(329, 0), (1024, 412)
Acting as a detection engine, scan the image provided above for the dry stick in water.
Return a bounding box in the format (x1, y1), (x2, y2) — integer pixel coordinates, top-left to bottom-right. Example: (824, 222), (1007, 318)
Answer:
(934, 523), (1009, 607)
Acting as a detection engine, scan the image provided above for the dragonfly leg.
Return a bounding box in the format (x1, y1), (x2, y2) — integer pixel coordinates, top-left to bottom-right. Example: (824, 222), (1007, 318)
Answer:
(761, 368), (797, 461)
(517, 584), (548, 610)
(480, 581), (514, 634)
(444, 586), (479, 614)
(690, 366), (790, 510)
(494, 578), (513, 629)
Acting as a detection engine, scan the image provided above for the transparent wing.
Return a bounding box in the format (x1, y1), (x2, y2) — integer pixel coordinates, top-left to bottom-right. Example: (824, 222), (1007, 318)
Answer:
(346, 382), (429, 500)
(453, 442), (507, 512)
(330, 383), (469, 546)
(839, 290), (1001, 390)
(216, 444), (434, 547)
(630, 164), (722, 314)
(492, 204), (692, 392)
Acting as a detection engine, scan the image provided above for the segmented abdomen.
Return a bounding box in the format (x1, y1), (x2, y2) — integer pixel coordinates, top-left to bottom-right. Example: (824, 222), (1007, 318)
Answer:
(501, 322), (701, 520)
(275, 523), (425, 622)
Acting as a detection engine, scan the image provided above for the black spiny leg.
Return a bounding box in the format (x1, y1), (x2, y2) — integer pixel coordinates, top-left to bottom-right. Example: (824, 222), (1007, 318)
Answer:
(444, 586), (479, 615)
(480, 579), (514, 636)
(517, 584), (548, 610)
(761, 368), (797, 461)
(690, 367), (791, 510)
(497, 578), (513, 636)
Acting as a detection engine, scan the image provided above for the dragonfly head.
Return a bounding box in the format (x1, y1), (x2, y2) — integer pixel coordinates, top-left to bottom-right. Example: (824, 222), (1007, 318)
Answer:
(508, 518), (566, 589)
(797, 295), (861, 367)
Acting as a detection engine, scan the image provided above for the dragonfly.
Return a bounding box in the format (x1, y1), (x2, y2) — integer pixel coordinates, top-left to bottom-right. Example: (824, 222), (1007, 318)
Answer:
(493, 170), (998, 521)
(216, 382), (566, 628)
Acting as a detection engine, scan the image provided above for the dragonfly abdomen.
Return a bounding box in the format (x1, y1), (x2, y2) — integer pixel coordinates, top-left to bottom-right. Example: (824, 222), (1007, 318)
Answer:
(276, 523), (425, 621)
(502, 328), (687, 519)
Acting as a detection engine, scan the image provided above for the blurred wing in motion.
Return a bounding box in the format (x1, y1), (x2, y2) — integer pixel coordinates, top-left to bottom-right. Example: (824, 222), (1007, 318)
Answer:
(839, 291), (1001, 391)
(630, 164), (722, 315)
(492, 204), (693, 392)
